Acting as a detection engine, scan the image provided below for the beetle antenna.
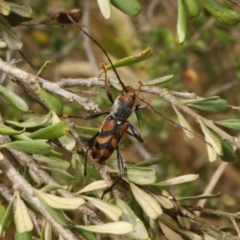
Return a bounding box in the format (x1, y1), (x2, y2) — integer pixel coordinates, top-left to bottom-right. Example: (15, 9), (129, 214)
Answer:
(65, 13), (127, 91)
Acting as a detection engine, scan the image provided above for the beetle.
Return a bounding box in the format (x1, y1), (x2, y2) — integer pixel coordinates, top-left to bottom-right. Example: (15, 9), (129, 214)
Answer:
(83, 65), (145, 191)
(61, 11), (145, 191)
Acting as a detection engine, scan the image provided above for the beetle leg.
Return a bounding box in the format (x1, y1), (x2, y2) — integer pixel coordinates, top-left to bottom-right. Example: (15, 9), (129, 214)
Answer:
(83, 111), (110, 120)
(101, 146), (123, 199)
(101, 63), (114, 104)
(127, 122), (144, 143)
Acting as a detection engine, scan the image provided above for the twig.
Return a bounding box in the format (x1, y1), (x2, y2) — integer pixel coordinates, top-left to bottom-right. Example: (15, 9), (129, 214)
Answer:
(196, 162), (228, 214)
(0, 59), (100, 112)
(228, 0), (240, 7)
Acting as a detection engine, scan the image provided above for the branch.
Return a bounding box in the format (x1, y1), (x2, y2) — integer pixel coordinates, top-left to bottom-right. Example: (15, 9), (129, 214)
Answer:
(228, 0), (240, 7)
(0, 59), (100, 112)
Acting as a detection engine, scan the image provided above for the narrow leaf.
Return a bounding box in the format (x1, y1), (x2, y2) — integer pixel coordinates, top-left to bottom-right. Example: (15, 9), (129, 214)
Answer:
(186, 98), (227, 112)
(97, 0), (111, 19)
(0, 124), (24, 135)
(152, 194), (174, 209)
(200, 0), (240, 26)
(15, 231), (32, 240)
(199, 119), (222, 161)
(153, 174), (198, 187)
(32, 155), (70, 170)
(5, 112), (51, 128)
(37, 85), (63, 114)
(182, 0), (200, 19)
(110, 0), (142, 17)
(0, 0), (10, 15)
(7, 1), (32, 18)
(116, 197), (149, 239)
(14, 194), (33, 233)
(172, 106), (194, 139)
(83, 196), (122, 221)
(215, 119), (240, 130)
(77, 180), (108, 194)
(133, 157), (161, 167)
(125, 167), (156, 185)
(0, 85), (28, 111)
(36, 190), (85, 210)
(75, 222), (133, 235)
(28, 122), (69, 139)
(0, 16), (22, 50)
(130, 182), (162, 219)
(142, 75), (174, 86)
(177, 229), (202, 240)
(177, 0), (187, 44)
(103, 47), (153, 71)
(0, 195), (15, 236)
(0, 140), (51, 155)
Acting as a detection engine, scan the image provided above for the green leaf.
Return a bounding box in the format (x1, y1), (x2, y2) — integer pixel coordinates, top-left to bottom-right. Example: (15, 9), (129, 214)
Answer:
(40, 201), (72, 227)
(77, 180), (108, 194)
(0, 195), (15, 236)
(42, 166), (75, 183)
(200, 0), (240, 26)
(209, 130), (235, 162)
(82, 196), (122, 221)
(32, 155), (70, 170)
(116, 197), (149, 239)
(36, 190), (85, 210)
(28, 122), (69, 139)
(130, 182), (162, 219)
(75, 228), (96, 240)
(172, 106), (194, 139)
(14, 194), (33, 233)
(7, 1), (32, 17)
(0, 0), (10, 16)
(152, 194), (174, 209)
(215, 119), (240, 130)
(37, 85), (63, 115)
(97, 0), (111, 19)
(40, 184), (65, 193)
(5, 1), (32, 26)
(0, 85), (28, 111)
(182, 0), (200, 19)
(15, 231), (32, 240)
(177, 0), (187, 44)
(199, 119), (222, 162)
(141, 75), (174, 86)
(0, 16), (22, 49)
(153, 174), (198, 187)
(0, 124), (24, 135)
(75, 222), (133, 235)
(110, 0), (141, 16)
(125, 167), (156, 185)
(0, 140), (51, 155)
(177, 229), (202, 240)
(103, 47), (153, 71)
(133, 157), (161, 167)
(177, 192), (221, 201)
(135, 109), (144, 131)
(186, 98), (228, 112)
(5, 112), (52, 128)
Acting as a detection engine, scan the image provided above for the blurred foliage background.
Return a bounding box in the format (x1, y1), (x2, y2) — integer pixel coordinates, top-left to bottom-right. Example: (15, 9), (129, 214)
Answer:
(1, 0), (240, 236)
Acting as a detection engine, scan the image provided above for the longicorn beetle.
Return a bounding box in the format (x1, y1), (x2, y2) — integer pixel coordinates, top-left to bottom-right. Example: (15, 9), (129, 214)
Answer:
(61, 11), (146, 194)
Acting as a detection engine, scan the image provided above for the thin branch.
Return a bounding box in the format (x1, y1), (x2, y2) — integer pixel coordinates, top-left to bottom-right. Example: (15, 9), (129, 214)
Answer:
(0, 59), (100, 112)
(228, 0), (240, 7)
(196, 162), (228, 214)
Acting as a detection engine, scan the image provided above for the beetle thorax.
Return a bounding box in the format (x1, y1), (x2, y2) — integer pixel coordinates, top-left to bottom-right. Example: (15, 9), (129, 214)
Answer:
(112, 86), (136, 120)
